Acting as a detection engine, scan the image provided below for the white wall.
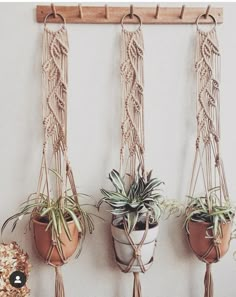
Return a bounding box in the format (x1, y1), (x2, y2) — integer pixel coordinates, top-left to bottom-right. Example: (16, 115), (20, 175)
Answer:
(1, 2), (236, 297)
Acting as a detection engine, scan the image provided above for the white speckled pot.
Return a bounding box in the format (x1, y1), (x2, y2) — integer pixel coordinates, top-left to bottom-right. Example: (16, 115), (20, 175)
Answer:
(111, 218), (159, 273)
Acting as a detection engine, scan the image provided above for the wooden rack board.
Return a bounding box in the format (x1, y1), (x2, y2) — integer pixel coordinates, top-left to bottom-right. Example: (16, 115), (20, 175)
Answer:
(36, 5), (223, 24)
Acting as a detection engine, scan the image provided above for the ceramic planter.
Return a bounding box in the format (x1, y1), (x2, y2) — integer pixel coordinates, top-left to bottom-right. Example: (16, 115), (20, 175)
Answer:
(33, 217), (80, 266)
(187, 220), (232, 263)
(111, 218), (159, 272)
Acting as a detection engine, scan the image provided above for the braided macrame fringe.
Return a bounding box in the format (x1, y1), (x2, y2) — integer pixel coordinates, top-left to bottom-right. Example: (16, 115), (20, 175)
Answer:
(133, 272), (142, 297)
(55, 267), (65, 297)
(204, 264), (213, 297)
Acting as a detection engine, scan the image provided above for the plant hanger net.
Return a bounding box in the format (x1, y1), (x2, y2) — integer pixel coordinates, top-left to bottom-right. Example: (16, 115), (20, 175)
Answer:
(113, 13), (156, 297)
(36, 12), (84, 297)
(187, 14), (231, 297)
(120, 14), (145, 183)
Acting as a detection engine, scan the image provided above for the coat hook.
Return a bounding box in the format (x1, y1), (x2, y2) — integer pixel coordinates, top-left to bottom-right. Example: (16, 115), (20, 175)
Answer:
(155, 4), (160, 19)
(105, 4), (109, 19)
(180, 5), (185, 19)
(130, 4), (134, 19)
(205, 5), (211, 19)
(51, 3), (56, 18)
(78, 4), (83, 18)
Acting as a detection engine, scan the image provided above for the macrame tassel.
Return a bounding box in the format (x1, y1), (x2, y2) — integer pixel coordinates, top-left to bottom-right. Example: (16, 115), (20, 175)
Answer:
(204, 264), (213, 297)
(133, 272), (142, 297)
(55, 266), (65, 297)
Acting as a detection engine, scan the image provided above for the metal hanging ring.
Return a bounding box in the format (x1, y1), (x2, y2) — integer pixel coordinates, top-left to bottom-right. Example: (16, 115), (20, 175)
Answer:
(121, 13), (142, 31)
(196, 13), (217, 32)
(44, 12), (66, 29)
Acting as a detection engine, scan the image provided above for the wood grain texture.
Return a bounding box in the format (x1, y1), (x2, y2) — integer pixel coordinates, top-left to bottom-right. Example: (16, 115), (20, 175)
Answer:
(36, 6), (223, 24)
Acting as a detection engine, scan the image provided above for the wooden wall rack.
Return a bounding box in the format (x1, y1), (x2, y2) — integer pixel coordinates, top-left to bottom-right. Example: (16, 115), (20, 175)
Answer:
(36, 4), (223, 24)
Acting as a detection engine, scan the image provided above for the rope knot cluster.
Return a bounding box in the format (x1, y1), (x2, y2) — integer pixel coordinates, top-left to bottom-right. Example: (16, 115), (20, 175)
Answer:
(38, 24), (82, 269)
(213, 238), (222, 245)
(215, 154), (220, 167)
(120, 28), (145, 178)
(134, 248), (141, 258)
(196, 137), (200, 149)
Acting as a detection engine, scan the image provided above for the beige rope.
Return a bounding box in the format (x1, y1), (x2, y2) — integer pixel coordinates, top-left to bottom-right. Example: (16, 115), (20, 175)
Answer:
(120, 27), (145, 183)
(113, 214), (150, 274)
(37, 19), (84, 297)
(112, 214), (153, 297)
(189, 24), (229, 205)
(188, 20), (228, 297)
(117, 22), (152, 297)
(55, 266), (65, 297)
(39, 20), (83, 267)
(133, 272), (142, 297)
(204, 264), (213, 297)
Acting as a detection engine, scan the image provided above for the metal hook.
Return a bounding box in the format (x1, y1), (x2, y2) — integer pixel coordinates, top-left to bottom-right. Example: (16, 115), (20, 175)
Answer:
(105, 4), (109, 19)
(51, 3), (56, 18)
(205, 5), (211, 19)
(130, 4), (134, 19)
(78, 4), (83, 18)
(155, 4), (160, 19)
(180, 5), (185, 19)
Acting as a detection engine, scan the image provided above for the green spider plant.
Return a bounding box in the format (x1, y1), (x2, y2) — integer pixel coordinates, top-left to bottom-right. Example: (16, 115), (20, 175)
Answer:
(98, 168), (182, 233)
(1, 190), (96, 253)
(184, 187), (235, 238)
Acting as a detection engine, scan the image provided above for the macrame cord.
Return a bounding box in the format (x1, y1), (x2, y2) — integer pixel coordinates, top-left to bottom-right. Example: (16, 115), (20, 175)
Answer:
(120, 22), (145, 182)
(187, 15), (229, 297)
(115, 16), (155, 297)
(36, 16), (84, 297)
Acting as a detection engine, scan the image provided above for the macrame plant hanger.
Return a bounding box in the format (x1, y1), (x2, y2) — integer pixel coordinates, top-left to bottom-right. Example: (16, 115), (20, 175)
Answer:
(187, 13), (229, 297)
(37, 8), (84, 297)
(117, 9), (151, 297)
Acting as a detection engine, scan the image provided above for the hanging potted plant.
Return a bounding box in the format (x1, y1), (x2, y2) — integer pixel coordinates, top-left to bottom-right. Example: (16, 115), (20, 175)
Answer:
(99, 167), (181, 273)
(1, 8), (97, 297)
(98, 10), (182, 297)
(1, 171), (95, 267)
(185, 187), (234, 264)
(184, 13), (235, 297)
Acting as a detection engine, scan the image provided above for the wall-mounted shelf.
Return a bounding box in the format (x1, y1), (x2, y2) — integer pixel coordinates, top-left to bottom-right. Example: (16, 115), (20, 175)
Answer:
(36, 5), (223, 24)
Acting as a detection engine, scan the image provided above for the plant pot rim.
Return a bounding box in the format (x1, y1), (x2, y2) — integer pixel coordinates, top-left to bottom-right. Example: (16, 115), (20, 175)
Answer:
(112, 217), (158, 232)
(189, 219), (232, 226)
(32, 216), (75, 226)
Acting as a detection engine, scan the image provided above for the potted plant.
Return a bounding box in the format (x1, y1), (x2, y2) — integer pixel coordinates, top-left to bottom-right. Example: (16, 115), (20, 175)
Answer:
(184, 187), (235, 264)
(1, 167), (97, 297)
(1, 173), (95, 267)
(98, 167), (182, 273)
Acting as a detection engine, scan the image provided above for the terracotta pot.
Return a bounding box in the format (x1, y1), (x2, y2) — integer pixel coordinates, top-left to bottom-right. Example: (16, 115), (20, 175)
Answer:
(187, 220), (232, 263)
(111, 217), (159, 273)
(33, 217), (80, 266)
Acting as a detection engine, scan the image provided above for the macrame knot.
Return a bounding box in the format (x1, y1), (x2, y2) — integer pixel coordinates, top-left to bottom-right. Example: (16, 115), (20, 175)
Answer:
(52, 238), (57, 246)
(134, 248), (141, 258)
(214, 135), (219, 143)
(42, 142), (47, 153)
(66, 162), (70, 172)
(215, 154), (220, 167)
(129, 145), (136, 156)
(196, 137), (200, 149)
(213, 238), (221, 245)
(212, 79), (219, 89)
(203, 135), (210, 144)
